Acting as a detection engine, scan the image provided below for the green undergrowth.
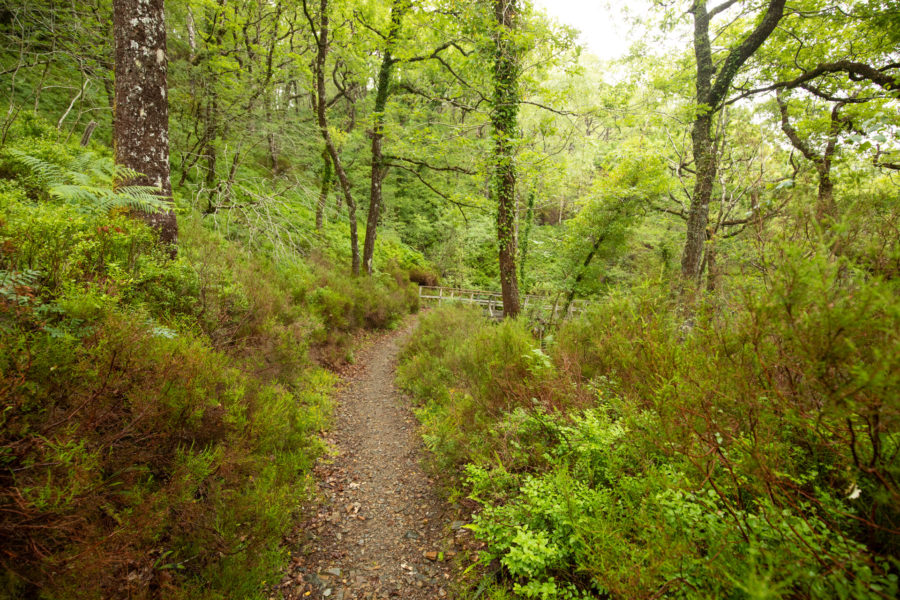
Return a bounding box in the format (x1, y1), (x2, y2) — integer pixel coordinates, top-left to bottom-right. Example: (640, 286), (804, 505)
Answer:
(398, 253), (900, 599)
(0, 117), (420, 599)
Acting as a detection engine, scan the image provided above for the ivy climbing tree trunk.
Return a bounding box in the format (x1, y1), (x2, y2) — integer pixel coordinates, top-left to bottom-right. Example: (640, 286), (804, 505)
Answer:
(305, 0), (360, 275)
(362, 0), (409, 275)
(491, 0), (521, 318)
(680, 0), (785, 280)
(112, 0), (177, 250)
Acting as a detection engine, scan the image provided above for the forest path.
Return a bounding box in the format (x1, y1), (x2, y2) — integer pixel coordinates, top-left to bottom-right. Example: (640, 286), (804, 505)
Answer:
(277, 316), (464, 600)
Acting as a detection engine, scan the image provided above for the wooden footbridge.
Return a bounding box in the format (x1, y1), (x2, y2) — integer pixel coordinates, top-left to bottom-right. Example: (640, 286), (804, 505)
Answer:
(417, 286), (588, 321)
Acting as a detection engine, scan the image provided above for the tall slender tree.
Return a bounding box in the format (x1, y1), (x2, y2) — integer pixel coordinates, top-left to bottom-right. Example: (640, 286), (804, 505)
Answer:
(362, 0), (410, 275)
(112, 0), (177, 248)
(304, 0), (360, 275)
(776, 91), (845, 226)
(491, 0), (521, 317)
(316, 146), (333, 231)
(680, 0), (785, 280)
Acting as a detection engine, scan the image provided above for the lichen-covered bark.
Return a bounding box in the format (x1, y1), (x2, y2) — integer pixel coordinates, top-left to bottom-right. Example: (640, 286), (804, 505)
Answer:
(316, 146), (332, 231)
(776, 92), (843, 225)
(363, 0), (408, 276)
(492, 0), (521, 318)
(681, 0), (786, 279)
(113, 0), (177, 248)
(309, 0), (360, 275)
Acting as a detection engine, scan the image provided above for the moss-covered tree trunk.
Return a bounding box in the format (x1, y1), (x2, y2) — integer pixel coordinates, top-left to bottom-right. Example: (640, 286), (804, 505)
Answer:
(776, 91), (844, 226)
(681, 0), (785, 280)
(309, 0), (360, 276)
(518, 189), (535, 292)
(316, 146), (332, 231)
(362, 0), (408, 276)
(492, 0), (521, 318)
(112, 0), (177, 249)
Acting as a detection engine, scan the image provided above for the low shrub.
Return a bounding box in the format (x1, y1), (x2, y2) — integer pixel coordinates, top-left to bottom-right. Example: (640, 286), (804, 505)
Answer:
(0, 122), (421, 599)
(398, 244), (899, 599)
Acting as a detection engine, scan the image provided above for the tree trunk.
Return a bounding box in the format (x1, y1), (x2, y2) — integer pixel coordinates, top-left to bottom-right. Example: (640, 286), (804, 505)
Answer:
(519, 190), (535, 292)
(776, 91), (843, 226)
(112, 0), (177, 249)
(316, 146), (332, 230)
(815, 102), (844, 224)
(681, 0), (785, 280)
(362, 0), (408, 275)
(492, 0), (521, 318)
(266, 97), (279, 174)
(202, 1), (226, 199)
(205, 94), (217, 193)
(682, 111), (716, 279)
(103, 75), (115, 144)
(681, 1), (715, 280)
(563, 231), (606, 316)
(310, 0), (359, 275)
(705, 234), (719, 292)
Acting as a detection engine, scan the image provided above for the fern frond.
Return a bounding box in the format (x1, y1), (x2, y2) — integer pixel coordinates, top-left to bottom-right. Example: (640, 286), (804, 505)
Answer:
(6, 149), (66, 185)
(116, 185), (169, 213)
(8, 148), (165, 215)
(68, 151), (94, 173)
(113, 164), (143, 182)
(49, 184), (103, 205)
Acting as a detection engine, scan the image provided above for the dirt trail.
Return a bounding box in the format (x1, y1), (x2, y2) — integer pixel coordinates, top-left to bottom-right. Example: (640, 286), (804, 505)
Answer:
(278, 318), (465, 600)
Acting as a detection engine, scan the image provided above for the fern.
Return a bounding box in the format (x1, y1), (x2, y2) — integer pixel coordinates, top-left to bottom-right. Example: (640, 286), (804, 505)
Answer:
(5, 148), (169, 215)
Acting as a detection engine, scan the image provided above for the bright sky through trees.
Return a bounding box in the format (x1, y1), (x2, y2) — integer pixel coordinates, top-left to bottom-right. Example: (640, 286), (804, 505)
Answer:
(532, 0), (641, 60)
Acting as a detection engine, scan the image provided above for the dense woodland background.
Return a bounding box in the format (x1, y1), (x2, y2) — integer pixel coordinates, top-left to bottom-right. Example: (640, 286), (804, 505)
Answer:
(0, 0), (898, 598)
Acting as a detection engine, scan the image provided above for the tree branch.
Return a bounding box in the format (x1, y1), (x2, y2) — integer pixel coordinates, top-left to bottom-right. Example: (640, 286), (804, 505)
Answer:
(727, 60), (900, 106)
(384, 155), (476, 175)
(709, 0), (787, 106)
(708, 0), (742, 18)
(384, 161), (484, 218)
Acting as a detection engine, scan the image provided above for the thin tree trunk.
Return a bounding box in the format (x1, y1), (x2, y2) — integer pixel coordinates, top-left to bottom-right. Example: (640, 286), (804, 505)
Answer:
(103, 75), (115, 144)
(316, 146), (332, 230)
(205, 94), (217, 194)
(80, 120), (97, 147)
(681, 2), (715, 280)
(362, 0), (408, 275)
(492, 0), (521, 317)
(705, 234), (719, 292)
(203, 1), (226, 198)
(519, 190), (535, 291)
(777, 91), (844, 226)
(815, 104), (843, 224)
(112, 0), (177, 250)
(308, 0), (359, 275)
(681, 0), (785, 280)
(682, 111), (716, 279)
(563, 231), (605, 316)
(266, 98), (280, 174)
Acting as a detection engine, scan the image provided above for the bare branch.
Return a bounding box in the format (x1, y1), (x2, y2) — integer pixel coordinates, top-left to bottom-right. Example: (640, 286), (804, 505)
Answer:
(384, 155), (477, 175)
(384, 161), (484, 217)
(708, 0), (742, 18)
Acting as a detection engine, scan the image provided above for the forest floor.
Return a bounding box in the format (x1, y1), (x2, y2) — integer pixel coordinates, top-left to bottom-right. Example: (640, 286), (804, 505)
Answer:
(276, 316), (469, 600)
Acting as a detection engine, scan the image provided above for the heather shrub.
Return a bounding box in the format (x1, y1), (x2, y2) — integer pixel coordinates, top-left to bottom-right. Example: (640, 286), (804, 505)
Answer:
(399, 244), (899, 599)
(0, 128), (414, 599)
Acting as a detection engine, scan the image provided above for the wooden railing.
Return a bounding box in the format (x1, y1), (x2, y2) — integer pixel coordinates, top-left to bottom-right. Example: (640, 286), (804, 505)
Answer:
(417, 286), (587, 320)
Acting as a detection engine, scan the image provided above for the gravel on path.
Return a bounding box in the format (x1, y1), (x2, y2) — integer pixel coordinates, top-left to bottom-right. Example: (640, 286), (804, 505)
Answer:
(277, 318), (468, 600)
